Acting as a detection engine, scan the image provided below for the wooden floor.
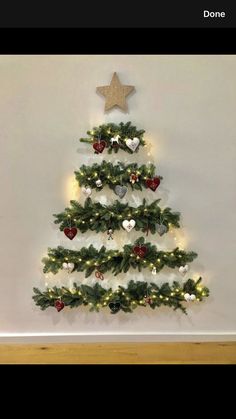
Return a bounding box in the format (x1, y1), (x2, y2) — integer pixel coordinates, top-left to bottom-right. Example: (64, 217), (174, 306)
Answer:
(0, 342), (235, 364)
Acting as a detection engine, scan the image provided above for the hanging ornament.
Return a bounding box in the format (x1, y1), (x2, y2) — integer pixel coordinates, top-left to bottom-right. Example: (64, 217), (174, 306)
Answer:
(107, 228), (114, 240)
(151, 267), (157, 275)
(156, 223), (168, 236)
(62, 262), (75, 272)
(64, 227), (78, 240)
(114, 185), (127, 198)
(110, 135), (120, 147)
(54, 299), (65, 312)
(145, 297), (153, 305)
(95, 179), (103, 188)
(93, 140), (106, 153)
(109, 302), (121, 313)
(81, 186), (92, 196)
(125, 137), (140, 152)
(95, 270), (104, 280)
(133, 245), (148, 258)
(122, 219), (136, 232)
(184, 293), (196, 302)
(179, 265), (189, 276)
(130, 173), (139, 184)
(146, 177), (160, 191)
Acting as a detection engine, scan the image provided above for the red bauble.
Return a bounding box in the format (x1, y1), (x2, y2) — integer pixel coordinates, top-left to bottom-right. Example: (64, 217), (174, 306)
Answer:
(64, 227), (77, 240)
(133, 245), (148, 258)
(93, 141), (106, 153)
(130, 173), (139, 183)
(55, 300), (65, 312)
(146, 177), (160, 191)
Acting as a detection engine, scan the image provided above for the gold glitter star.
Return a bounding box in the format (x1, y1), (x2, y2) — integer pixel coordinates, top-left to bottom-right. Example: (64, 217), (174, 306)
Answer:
(96, 72), (135, 112)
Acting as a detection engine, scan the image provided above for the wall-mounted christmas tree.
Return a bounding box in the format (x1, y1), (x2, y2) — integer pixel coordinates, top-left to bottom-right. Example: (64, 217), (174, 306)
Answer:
(33, 119), (209, 314)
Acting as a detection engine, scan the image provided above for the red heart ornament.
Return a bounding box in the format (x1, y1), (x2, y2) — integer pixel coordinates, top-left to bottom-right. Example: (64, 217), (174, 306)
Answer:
(93, 141), (106, 153)
(133, 245), (147, 258)
(146, 177), (160, 191)
(64, 227), (77, 240)
(55, 300), (65, 312)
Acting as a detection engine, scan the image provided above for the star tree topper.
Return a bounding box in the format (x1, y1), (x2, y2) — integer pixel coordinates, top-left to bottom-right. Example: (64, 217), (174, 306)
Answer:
(96, 72), (135, 112)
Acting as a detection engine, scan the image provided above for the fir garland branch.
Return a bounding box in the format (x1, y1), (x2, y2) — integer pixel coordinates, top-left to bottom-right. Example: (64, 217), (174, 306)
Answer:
(75, 160), (161, 191)
(42, 236), (197, 276)
(79, 121), (146, 154)
(32, 278), (209, 314)
(53, 198), (181, 234)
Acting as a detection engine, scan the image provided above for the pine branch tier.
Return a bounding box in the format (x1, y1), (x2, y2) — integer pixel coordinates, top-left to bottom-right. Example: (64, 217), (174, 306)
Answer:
(79, 121), (146, 154)
(54, 198), (180, 235)
(33, 278), (209, 314)
(42, 237), (198, 276)
(75, 161), (162, 193)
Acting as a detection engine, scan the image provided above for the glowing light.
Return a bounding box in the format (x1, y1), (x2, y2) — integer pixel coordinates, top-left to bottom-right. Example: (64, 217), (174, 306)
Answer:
(64, 174), (80, 202)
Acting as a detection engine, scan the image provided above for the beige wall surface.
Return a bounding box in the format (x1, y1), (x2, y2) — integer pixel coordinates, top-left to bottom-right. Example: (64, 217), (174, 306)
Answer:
(0, 55), (236, 342)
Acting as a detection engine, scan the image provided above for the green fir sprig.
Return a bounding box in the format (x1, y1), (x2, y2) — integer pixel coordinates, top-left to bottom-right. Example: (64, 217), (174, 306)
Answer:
(42, 236), (197, 276)
(75, 160), (161, 191)
(32, 278), (209, 314)
(53, 198), (180, 234)
(79, 121), (146, 154)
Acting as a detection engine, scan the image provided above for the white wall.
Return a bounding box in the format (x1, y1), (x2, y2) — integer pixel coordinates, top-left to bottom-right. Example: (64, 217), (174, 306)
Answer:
(0, 55), (236, 342)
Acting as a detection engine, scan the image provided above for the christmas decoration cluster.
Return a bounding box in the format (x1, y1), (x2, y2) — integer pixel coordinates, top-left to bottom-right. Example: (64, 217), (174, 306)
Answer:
(33, 122), (209, 314)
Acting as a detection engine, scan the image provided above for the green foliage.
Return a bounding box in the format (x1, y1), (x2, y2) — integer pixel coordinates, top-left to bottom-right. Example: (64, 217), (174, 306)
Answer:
(32, 278), (210, 314)
(42, 236), (198, 276)
(79, 121), (146, 154)
(53, 197), (180, 234)
(75, 160), (161, 191)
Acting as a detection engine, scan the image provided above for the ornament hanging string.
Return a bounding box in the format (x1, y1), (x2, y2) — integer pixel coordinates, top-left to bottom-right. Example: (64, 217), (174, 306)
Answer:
(107, 229), (114, 240)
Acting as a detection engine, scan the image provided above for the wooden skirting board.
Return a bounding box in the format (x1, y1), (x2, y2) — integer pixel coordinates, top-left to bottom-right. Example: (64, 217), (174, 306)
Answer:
(0, 342), (235, 364)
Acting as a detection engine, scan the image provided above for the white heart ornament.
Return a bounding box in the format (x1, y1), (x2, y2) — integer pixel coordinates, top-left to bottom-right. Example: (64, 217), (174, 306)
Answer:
(190, 294), (196, 301)
(62, 262), (75, 272)
(125, 137), (140, 152)
(122, 219), (136, 232)
(184, 293), (191, 301)
(179, 265), (189, 276)
(82, 186), (92, 196)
